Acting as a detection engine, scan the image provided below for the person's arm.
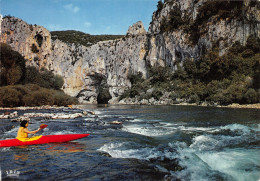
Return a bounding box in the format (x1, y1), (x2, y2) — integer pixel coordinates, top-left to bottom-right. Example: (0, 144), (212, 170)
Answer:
(23, 128), (41, 134)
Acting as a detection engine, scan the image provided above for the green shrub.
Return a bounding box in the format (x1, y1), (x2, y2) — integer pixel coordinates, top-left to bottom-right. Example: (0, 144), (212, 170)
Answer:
(229, 41), (244, 55)
(6, 64), (24, 85)
(23, 89), (54, 106)
(169, 92), (179, 101)
(52, 75), (64, 90)
(209, 92), (232, 105)
(241, 49), (254, 58)
(24, 67), (64, 90)
(160, 5), (184, 32)
(120, 71), (150, 100)
(242, 88), (258, 104)
(119, 89), (131, 100)
(129, 87), (140, 98)
(22, 87), (78, 107)
(253, 59), (260, 89)
(225, 82), (247, 103)
(155, 1), (164, 17)
(13, 84), (29, 95)
(196, 1), (243, 25)
(128, 72), (144, 85)
(183, 59), (197, 78)
(0, 86), (23, 107)
(245, 35), (260, 54)
(189, 94), (200, 104)
(152, 88), (163, 100)
(173, 66), (188, 80)
(139, 92), (153, 101)
(52, 90), (78, 106)
(25, 84), (41, 91)
(149, 66), (172, 84)
(0, 84), (77, 107)
(0, 43), (26, 86)
(24, 66), (41, 84)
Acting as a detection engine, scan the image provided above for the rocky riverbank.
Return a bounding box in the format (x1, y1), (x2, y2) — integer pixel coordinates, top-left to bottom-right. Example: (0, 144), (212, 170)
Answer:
(1, 102), (259, 114)
(222, 103), (260, 109)
(118, 95), (260, 109)
(0, 106), (95, 120)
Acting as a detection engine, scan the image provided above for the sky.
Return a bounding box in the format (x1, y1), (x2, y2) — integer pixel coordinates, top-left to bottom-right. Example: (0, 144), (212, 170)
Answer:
(0, 0), (159, 35)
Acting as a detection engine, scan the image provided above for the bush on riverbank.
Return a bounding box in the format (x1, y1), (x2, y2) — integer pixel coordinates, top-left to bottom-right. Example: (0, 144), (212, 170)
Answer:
(24, 66), (64, 90)
(0, 84), (78, 107)
(121, 36), (260, 105)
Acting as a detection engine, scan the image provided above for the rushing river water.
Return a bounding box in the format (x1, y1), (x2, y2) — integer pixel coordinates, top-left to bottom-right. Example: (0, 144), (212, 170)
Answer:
(0, 105), (259, 181)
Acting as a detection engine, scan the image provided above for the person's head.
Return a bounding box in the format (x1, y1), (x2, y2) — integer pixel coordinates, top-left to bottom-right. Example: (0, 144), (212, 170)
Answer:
(20, 120), (28, 128)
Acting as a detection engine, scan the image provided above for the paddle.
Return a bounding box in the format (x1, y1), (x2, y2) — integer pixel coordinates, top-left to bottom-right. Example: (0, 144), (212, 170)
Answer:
(40, 124), (48, 129)
(31, 124), (48, 136)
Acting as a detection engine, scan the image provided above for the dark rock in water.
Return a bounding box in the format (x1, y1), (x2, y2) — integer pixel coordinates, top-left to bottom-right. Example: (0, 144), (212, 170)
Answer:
(99, 152), (112, 157)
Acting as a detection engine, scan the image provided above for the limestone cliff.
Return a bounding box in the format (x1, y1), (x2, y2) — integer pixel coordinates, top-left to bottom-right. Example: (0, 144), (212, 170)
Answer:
(0, 0), (259, 104)
(146, 0), (259, 69)
(0, 16), (147, 103)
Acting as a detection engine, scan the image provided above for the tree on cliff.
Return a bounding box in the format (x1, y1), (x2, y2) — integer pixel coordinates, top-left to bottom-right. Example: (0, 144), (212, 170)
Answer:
(0, 43), (26, 86)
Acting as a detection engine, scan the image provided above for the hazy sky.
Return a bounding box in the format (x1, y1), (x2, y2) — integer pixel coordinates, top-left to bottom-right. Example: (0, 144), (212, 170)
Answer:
(0, 0), (158, 35)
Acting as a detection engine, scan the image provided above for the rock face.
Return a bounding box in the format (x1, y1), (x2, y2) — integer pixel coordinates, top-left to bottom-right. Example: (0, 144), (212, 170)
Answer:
(0, 17), (148, 104)
(126, 21), (146, 36)
(146, 0), (260, 68)
(0, 0), (259, 104)
(0, 15), (2, 35)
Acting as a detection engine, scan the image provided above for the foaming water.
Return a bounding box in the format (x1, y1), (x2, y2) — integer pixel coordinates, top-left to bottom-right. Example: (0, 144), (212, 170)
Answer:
(99, 141), (179, 161)
(97, 106), (260, 181)
(99, 122), (260, 180)
(99, 142), (155, 160)
(51, 130), (76, 135)
(198, 149), (260, 181)
(169, 142), (235, 181)
(122, 123), (177, 137)
(178, 126), (220, 133)
(0, 105), (259, 180)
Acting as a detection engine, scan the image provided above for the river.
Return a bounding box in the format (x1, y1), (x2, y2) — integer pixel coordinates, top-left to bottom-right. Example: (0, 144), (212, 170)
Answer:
(0, 105), (259, 181)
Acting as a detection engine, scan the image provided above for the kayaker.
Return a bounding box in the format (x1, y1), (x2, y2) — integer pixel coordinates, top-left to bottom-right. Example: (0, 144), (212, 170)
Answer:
(17, 120), (41, 138)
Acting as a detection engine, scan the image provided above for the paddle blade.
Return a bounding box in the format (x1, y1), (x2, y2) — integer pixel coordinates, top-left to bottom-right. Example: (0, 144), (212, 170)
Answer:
(40, 124), (48, 129)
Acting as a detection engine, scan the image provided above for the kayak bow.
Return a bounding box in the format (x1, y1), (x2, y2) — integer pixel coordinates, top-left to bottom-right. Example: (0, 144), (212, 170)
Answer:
(0, 134), (90, 147)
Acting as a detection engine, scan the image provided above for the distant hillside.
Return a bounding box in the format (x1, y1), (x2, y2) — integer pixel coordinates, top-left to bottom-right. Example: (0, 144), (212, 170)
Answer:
(50, 30), (124, 47)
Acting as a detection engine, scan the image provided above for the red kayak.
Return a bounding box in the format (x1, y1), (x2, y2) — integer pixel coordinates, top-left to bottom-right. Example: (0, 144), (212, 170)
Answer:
(0, 134), (89, 147)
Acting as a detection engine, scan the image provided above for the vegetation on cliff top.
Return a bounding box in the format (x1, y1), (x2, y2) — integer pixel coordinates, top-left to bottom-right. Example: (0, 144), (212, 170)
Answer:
(0, 43), (78, 107)
(51, 30), (124, 47)
(121, 36), (260, 105)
